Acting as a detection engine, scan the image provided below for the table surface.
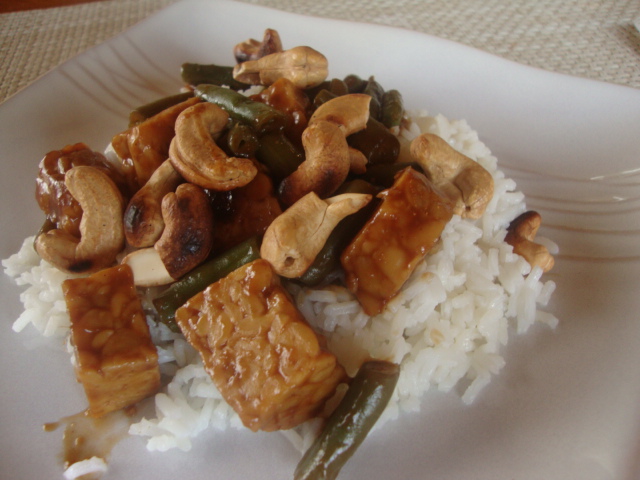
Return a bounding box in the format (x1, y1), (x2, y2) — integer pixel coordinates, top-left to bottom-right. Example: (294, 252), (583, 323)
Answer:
(0, 0), (104, 12)
(0, 0), (639, 105)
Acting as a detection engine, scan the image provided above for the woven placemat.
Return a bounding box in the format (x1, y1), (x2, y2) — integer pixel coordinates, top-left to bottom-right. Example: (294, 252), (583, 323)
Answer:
(1, 0), (639, 103)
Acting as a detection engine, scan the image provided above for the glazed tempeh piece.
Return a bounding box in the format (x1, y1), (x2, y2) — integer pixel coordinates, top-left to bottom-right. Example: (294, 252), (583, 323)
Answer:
(341, 167), (454, 315)
(62, 264), (160, 417)
(175, 259), (346, 432)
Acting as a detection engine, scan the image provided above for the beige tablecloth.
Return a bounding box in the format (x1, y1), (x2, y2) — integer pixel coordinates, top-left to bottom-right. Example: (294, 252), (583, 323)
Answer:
(1, 0), (639, 103)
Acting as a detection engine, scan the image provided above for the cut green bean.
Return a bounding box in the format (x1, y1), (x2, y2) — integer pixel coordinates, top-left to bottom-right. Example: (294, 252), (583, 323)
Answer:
(255, 131), (304, 182)
(293, 360), (400, 480)
(152, 236), (261, 331)
(334, 178), (380, 196)
(362, 77), (384, 121)
(347, 117), (400, 166)
(343, 74), (367, 93)
(226, 122), (259, 157)
(380, 89), (404, 130)
(181, 63), (248, 90)
(327, 78), (349, 97)
(312, 89), (338, 109)
(195, 84), (288, 134)
(128, 91), (194, 127)
(304, 81), (330, 102)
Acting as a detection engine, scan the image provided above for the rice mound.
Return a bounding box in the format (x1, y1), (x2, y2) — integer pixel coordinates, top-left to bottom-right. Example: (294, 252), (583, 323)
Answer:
(2, 110), (558, 454)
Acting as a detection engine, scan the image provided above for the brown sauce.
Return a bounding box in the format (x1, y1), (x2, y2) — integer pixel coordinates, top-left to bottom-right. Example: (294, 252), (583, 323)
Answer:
(44, 408), (133, 478)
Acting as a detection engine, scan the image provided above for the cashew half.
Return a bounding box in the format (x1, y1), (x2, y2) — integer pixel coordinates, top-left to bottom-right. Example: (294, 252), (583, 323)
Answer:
(278, 120), (350, 206)
(169, 102), (257, 191)
(348, 147), (368, 175)
(308, 93), (371, 136)
(34, 166), (125, 274)
(233, 46), (328, 89)
(154, 183), (215, 279)
(410, 133), (494, 219)
(278, 94), (371, 206)
(121, 247), (176, 287)
(261, 192), (372, 278)
(505, 211), (554, 272)
(234, 28), (283, 63)
(123, 159), (183, 248)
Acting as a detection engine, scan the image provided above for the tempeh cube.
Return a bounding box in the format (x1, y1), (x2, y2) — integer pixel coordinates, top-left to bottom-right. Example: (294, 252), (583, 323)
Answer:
(341, 167), (454, 316)
(175, 259), (346, 432)
(62, 264), (160, 417)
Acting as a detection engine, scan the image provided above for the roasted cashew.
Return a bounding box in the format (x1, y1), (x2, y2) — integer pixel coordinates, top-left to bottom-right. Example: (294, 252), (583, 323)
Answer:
(410, 133), (494, 219)
(279, 94), (371, 206)
(121, 247), (176, 287)
(154, 183), (215, 279)
(169, 102), (257, 191)
(313, 94), (371, 175)
(505, 211), (554, 272)
(233, 46), (328, 89)
(308, 93), (371, 136)
(233, 28), (283, 63)
(34, 166), (125, 274)
(278, 120), (350, 206)
(348, 147), (368, 174)
(261, 192), (372, 278)
(123, 159), (183, 248)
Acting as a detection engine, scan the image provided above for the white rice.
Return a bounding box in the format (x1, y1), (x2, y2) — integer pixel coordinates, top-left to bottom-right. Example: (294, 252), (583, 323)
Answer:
(62, 456), (108, 480)
(2, 109), (558, 454)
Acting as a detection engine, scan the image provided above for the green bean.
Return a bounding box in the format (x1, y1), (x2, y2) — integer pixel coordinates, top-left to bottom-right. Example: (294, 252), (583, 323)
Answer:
(359, 162), (424, 188)
(334, 178), (380, 196)
(128, 91), (194, 127)
(305, 77), (347, 103)
(195, 84), (288, 134)
(327, 78), (349, 96)
(304, 81), (330, 102)
(343, 74), (367, 93)
(181, 63), (248, 90)
(294, 360), (400, 480)
(296, 180), (379, 287)
(312, 89), (338, 109)
(152, 236), (261, 331)
(347, 117), (400, 166)
(362, 77), (384, 121)
(255, 131), (304, 182)
(226, 122), (259, 157)
(380, 89), (404, 130)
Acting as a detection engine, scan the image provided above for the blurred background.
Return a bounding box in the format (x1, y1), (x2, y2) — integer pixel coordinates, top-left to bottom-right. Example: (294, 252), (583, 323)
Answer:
(1, 0), (639, 103)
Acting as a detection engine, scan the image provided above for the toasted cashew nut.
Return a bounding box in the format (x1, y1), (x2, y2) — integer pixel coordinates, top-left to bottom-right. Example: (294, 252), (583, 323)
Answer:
(410, 133), (494, 219)
(169, 102), (257, 191)
(233, 46), (328, 89)
(279, 94), (371, 206)
(279, 120), (350, 206)
(309, 93), (371, 136)
(348, 147), (368, 175)
(34, 166), (125, 274)
(154, 183), (215, 279)
(234, 28), (283, 63)
(505, 211), (554, 272)
(261, 192), (372, 278)
(123, 159), (183, 248)
(121, 247), (176, 287)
